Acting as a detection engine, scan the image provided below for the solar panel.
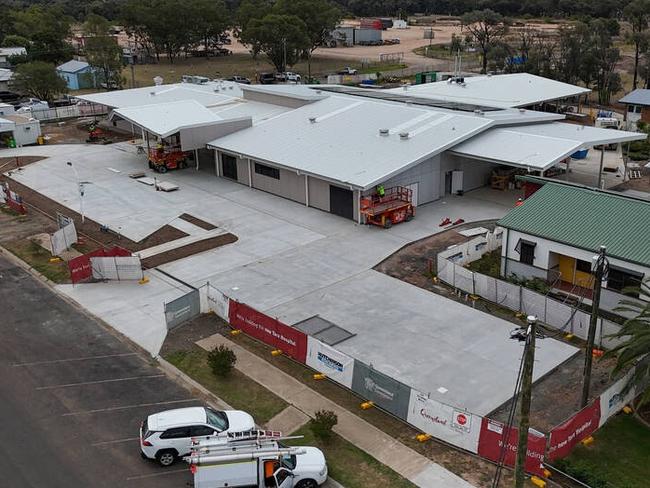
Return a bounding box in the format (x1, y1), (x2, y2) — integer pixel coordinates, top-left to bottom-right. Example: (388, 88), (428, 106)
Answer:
(315, 85), (501, 113)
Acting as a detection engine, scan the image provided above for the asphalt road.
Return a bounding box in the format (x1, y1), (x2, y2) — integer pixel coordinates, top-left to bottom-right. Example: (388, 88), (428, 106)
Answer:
(0, 254), (200, 488)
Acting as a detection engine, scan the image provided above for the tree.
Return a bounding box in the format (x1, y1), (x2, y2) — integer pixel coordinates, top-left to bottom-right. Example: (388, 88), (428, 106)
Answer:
(274, 0), (341, 79)
(591, 18), (622, 105)
(606, 279), (650, 406)
(187, 0), (231, 56)
(236, 0), (274, 39)
(461, 10), (510, 74)
(624, 0), (650, 89)
(12, 61), (68, 102)
(240, 13), (310, 72)
(84, 15), (124, 90)
(10, 6), (74, 64)
(207, 345), (237, 376)
(1, 35), (30, 48)
(309, 410), (338, 442)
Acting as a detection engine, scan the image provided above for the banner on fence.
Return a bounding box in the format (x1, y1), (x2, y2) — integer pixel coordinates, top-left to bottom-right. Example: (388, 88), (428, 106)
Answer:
(91, 256), (143, 281)
(351, 361), (411, 419)
(165, 289), (200, 330)
(477, 418), (546, 476)
(228, 301), (307, 362)
(306, 336), (355, 388)
(206, 285), (230, 320)
(68, 246), (131, 284)
(56, 212), (73, 229)
(407, 389), (481, 453)
(547, 399), (600, 461)
(599, 371), (636, 428)
(2, 185), (26, 214)
(50, 222), (78, 256)
(0, 184), (5, 203)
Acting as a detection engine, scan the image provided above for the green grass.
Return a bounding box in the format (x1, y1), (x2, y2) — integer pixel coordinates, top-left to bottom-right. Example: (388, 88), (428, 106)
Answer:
(286, 424), (417, 488)
(165, 348), (287, 424)
(556, 414), (650, 488)
(466, 249), (502, 278)
(4, 239), (71, 283)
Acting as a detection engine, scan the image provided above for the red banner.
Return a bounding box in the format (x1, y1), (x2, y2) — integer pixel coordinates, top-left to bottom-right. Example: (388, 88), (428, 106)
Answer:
(477, 418), (546, 477)
(228, 301), (307, 363)
(68, 246), (131, 284)
(6, 195), (26, 214)
(548, 399), (600, 461)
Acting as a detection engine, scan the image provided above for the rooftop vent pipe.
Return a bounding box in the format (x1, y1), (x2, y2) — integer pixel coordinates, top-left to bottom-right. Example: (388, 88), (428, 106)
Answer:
(399, 132), (410, 140)
(309, 117), (317, 123)
(519, 108), (526, 113)
(473, 109), (483, 116)
(379, 128), (389, 136)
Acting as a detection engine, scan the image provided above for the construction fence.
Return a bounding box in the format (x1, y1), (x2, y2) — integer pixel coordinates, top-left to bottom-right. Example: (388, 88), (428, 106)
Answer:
(437, 234), (624, 349)
(0, 182), (26, 214)
(29, 103), (109, 122)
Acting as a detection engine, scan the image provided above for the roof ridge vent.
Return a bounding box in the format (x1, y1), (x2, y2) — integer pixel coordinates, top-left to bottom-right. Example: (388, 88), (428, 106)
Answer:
(379, 128), (389, 136)
(399, 131), (410, 139)
(474, 109), (483, 116)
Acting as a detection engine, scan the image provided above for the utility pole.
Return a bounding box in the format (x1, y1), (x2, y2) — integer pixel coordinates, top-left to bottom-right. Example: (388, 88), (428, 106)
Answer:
(581, 246), (608, 408)
(597, 147), (605, 189)
(514, 315), (537, 488)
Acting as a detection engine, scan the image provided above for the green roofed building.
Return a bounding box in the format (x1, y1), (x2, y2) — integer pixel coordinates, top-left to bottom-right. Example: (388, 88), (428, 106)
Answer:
(497, 178), (649, 307)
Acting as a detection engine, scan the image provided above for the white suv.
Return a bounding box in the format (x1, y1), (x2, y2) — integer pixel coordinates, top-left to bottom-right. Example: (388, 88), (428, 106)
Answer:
(140, 406), (255, 466)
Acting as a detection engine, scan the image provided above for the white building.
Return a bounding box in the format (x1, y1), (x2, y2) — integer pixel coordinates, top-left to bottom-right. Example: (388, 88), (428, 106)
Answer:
(0, 47), (27, 68)
(75, 74), (645, 222)
(0, 103), (41, 147)
(0, 68), (13, 91)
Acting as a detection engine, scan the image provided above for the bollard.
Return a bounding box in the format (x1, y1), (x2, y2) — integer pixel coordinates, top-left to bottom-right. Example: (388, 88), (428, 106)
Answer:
(530, 476), (546, 488)
(360, 401), (374, 410)
(138, 276), (150, 284)
(271, 349), (283, 357)
(49, 257), (61, 263)
(581, 436), (594, 446)
(542, 468), (552, 478)
(230, 329), (242, 336)
(415, 433), (431, 442)
(313, 373), (326, 380)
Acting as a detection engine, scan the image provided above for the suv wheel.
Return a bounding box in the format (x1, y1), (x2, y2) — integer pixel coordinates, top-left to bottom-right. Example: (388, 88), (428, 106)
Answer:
(296, 480), (318, 488)
(156, 449), (177, 467)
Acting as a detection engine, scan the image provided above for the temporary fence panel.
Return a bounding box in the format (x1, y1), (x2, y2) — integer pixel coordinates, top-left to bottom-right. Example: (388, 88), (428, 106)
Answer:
(306, 336), (355, 389)
(56, 212), (73, 229)
(520, 287), (546, 323)
(454, 265), (475, 294)
(0, 184), (5, 203)
(4, 188), (26, 214)
(30, 103), (108, 121)
(599, 319), (623, 349)
(598, 370), (637, 428)
(569, 309), (591, 341)
(495, 279), (521, 311)
(206, 284), (230, 321)
(477, 418), (546, 477)
(50, 222), (78, 256)
(406, 389), (481, 453)
(547, 398), (601, 461)
(68, 246), (131, 284)
(474, 273), (497, 303)
(165, 289), (200, 330)
(199, 285), (210, 313)
(350, 360), (411, 420)
(544, 297), (574, 333)
(90, 256), (143, 281)
(228, 301), (307, 363)
(437, 257), (454, 286)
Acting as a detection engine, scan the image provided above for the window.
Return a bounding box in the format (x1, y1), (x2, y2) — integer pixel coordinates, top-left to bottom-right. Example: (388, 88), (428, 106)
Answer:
(191, 425), (215, 437)
(475, 242), (487, 252)
(628, 105), (635, 113)
(576, 259), (592, 273)
(160, 427), (191, 439)
(255, 162), (280, 179)
(205, 407), (229, 431)
(607, 266), (642, 295)
(635, 105), (643, 114)
(515, 239), (536, 265)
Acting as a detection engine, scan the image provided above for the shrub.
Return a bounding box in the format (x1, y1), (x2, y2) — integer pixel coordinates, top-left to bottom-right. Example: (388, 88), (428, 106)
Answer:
(554, 459), (609, 488)
(309, 410), (338, 442)
(207, 345), (237, 377)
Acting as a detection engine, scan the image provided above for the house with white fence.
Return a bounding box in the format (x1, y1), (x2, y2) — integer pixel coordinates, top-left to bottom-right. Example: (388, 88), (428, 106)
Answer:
(498, 178), (650, 309)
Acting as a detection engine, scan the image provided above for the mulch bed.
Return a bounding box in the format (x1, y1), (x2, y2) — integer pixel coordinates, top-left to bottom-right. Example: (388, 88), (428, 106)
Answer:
(141, 233), (237, 268)
(179, 213), (217, 230)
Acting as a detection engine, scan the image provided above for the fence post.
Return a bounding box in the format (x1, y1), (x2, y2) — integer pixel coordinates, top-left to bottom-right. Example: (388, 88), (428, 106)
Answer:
(452, 262), (456, 288)
(115, 256), (121, 281)
(472, 270), (475, 295)
(519, 285), (523, 313)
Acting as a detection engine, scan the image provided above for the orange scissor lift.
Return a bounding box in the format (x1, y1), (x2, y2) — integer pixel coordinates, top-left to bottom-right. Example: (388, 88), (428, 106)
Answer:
(360, 186), (415, 228)
(147, 147), (188, 173)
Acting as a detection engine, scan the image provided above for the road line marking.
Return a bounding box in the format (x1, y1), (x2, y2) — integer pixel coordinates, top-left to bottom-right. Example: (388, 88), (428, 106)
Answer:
(36, 374), (164, 390)
(12, 353), (139, 367)
(92, 437), (140, 447)
(125, 468), (188, 481)
(62, 399), (196, 416)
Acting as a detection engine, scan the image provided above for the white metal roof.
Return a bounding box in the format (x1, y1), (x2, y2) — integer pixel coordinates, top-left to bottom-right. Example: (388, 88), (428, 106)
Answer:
(451, 122), (646, 170)
(0, 68), (12, 82)
(209, 94), (493, 189)
(0, 47), (26, 57)
(113, 100), (226, 137)
(208, 99), (290, 123)
(76, 81), (244, 109)
(388, 74), (591, 109)
(619, 89), (650, 106)
(56, 60), (90, 73)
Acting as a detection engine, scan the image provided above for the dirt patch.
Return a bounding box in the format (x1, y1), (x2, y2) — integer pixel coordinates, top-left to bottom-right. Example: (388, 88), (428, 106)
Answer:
(141, 233), (237, 268)
(40, 120), (132, 145)
(135, 225), (188, 250)
(0, 156), (46, 172)
(611, 177), (650, 195)
(179, 213), (217, 230)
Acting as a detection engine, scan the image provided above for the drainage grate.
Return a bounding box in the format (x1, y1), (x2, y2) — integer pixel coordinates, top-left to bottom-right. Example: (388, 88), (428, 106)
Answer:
(292, 316), (355, 346)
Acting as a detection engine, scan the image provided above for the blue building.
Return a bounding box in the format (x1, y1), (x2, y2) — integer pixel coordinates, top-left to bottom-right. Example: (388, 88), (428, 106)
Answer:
(56, 60), (96, 90)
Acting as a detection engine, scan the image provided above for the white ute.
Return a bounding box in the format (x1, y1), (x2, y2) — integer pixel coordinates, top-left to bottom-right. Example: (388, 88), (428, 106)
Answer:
(186, 430), (328, 488)
(140, 406), (255, 466)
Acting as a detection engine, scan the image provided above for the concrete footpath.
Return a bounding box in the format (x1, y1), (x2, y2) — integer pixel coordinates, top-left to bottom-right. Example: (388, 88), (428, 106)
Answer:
(197, 334), (476, 488)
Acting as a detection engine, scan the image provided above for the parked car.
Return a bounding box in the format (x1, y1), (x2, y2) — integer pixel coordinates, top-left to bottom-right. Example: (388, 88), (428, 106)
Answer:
(275, 72), (301, 82)
(140, 406), (255, 466)
(215, 47), (232, 56)
(338, 67), (358, 75)
(228, 75), (251, 84)
(259, 72), (276, 84)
